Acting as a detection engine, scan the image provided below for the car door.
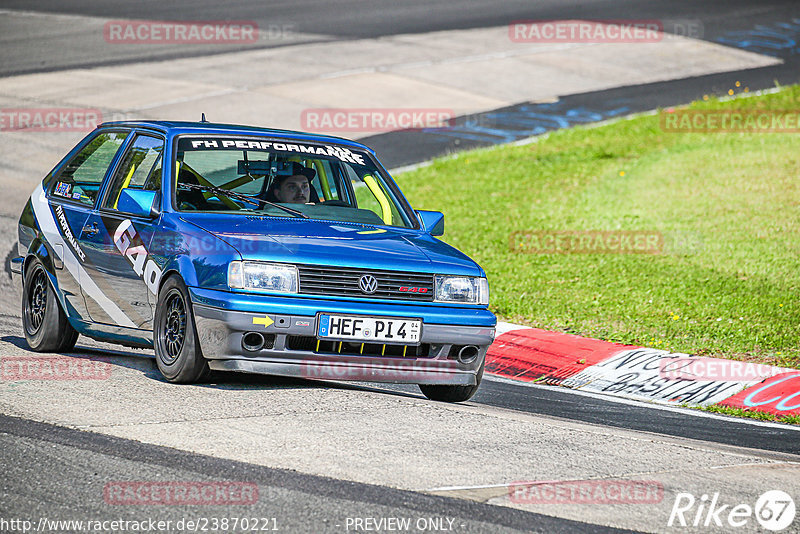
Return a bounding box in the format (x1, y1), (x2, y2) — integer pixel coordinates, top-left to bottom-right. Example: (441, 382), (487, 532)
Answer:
(41, 130), (130, 323)
(78, 132), (165, 330)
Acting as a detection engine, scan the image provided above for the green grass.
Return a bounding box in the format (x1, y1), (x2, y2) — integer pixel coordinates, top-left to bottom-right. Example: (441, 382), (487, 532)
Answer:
(398, 85), (800, 368)
(695, 404), (800, 425)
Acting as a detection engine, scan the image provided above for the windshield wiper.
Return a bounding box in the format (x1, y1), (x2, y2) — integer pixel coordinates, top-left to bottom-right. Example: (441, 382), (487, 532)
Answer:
(177, 183), (309, 219)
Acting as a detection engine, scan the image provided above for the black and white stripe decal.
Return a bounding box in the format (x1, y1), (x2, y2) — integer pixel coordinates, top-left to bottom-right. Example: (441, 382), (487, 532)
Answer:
(30, 183), (137, 328)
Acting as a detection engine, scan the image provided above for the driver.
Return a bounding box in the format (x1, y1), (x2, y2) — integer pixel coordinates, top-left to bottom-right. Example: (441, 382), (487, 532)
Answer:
(266, 162), (316, 204)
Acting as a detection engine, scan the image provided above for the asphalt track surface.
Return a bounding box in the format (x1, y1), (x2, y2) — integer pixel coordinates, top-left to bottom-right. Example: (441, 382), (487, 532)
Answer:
(382, 379), (800, 456)
(2, 1), (800, 532)
(1, 414), (631, 534)
(1, 0), (799, 76)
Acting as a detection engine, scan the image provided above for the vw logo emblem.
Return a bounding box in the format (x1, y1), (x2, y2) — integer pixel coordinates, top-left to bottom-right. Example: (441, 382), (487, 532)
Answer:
(358, 274), (378, 294)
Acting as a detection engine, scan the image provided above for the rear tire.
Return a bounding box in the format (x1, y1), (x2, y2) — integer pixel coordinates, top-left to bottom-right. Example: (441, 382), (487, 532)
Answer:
(419, 357), (484, 403)
(154, 275), (209, 383)
(22, 258), (78, 352)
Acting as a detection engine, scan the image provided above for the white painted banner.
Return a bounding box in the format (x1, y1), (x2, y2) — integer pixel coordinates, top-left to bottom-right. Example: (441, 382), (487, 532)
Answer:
(561, 349), (767, 406)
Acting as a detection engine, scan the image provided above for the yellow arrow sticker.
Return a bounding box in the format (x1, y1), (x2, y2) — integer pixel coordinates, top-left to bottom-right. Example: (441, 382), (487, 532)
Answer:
(252, 315), (274, 328)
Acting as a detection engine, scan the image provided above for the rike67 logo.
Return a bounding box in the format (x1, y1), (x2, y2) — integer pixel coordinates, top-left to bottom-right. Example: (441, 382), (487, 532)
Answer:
(668, 490), (796, 531)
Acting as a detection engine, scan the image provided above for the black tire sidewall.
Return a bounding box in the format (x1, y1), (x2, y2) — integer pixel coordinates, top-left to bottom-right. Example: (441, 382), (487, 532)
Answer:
(419, 356), (485, 403)
(154, 276), (207, 383)
(22, 259), (67, 352)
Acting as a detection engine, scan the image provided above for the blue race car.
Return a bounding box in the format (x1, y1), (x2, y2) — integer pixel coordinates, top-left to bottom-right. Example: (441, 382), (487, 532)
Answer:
(11, 121), (496, 402)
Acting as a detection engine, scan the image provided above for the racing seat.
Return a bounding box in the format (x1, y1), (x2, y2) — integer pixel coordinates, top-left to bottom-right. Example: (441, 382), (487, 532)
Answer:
(176, 169), (208, 210)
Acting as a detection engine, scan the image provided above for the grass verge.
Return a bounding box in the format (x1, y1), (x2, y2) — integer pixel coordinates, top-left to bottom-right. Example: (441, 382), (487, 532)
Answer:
(398, 85), (800, 368)
(695, 404), (800, 425)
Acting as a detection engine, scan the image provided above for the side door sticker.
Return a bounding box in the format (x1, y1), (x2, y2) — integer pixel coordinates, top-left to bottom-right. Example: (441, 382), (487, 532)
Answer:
(30, 183), (137, 328)
(54, 204), (86, 262)
(113, 219), (163, 295)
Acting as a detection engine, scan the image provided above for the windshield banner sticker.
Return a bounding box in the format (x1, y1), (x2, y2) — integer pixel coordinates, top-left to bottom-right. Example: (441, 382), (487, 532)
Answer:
(180, 138), (366, 165)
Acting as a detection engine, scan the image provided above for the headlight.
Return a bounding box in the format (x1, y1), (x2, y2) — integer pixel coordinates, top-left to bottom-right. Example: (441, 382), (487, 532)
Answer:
(434, 275), (489, 305)
(228, 261), (298, 293)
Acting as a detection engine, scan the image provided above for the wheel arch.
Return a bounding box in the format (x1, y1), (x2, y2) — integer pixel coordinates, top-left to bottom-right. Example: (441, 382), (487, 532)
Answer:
(156, 253), (203, 296)
(157, 268), (184, 296)
(23, 239), (84, 330)
(23, 237), (57, 281)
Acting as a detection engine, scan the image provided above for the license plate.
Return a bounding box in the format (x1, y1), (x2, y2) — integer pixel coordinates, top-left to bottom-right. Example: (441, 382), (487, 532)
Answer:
(317, 314), (422, 345)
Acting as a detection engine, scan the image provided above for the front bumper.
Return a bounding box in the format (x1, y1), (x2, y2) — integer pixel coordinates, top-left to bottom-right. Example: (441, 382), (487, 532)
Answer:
(191, 293), (495, 385)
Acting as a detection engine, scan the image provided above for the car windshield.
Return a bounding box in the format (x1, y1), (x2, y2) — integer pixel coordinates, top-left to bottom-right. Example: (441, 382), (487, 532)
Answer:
(173, 136), (415, 229)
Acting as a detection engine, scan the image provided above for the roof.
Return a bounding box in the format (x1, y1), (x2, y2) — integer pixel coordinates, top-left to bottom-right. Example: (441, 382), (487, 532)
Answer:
(98, 120), (374, 153)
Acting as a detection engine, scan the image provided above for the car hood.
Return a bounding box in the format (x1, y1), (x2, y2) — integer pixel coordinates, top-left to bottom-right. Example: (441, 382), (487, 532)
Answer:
(180, 215), (483, 276)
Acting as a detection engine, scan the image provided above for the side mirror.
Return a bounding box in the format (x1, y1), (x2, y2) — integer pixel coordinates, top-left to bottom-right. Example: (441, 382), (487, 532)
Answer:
(117, 188), (159, 218)
(416, 210), (445, 236)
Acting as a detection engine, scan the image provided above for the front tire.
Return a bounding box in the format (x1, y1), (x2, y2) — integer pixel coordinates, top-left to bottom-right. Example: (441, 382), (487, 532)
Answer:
(22, 258), (78, 352)
(419, 358), (484, 403)
(154, 275), (209, 383)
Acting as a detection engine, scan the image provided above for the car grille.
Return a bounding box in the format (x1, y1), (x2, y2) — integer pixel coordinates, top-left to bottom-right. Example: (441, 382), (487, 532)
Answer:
(297, 265), (434, 302)
(286, 335), (432, 358)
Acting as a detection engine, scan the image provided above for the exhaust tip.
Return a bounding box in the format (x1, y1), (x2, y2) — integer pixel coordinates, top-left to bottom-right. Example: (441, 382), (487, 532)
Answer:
(457, 345), (480, 364)
(242, 332), (265, 352)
